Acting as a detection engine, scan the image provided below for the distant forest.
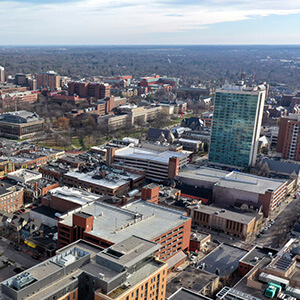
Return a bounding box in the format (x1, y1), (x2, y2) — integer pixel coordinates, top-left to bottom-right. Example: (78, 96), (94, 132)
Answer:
(1, 45), (300, 90)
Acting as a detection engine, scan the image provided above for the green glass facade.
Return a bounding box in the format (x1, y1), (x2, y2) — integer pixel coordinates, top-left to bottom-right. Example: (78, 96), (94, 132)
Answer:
(209, 90), (263, 168)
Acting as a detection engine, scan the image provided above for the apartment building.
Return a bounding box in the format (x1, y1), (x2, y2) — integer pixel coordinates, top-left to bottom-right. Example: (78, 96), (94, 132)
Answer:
(277, 114), (300, 161)
(1, 237), (167, 300)
(209, 83), (266, 168)
(68, 81), (111, 99)
(36, 71), (60, 90)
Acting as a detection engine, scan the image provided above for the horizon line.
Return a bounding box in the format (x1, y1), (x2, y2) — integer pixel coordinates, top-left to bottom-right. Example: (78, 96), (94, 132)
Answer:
(1, 44), (300, 47)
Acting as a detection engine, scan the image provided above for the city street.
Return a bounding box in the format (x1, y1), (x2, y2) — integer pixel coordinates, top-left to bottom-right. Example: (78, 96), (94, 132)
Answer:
(0, 238), (40, 281)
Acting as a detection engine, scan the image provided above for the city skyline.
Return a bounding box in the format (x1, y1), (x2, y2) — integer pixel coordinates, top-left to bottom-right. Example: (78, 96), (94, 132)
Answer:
(1, 0), (300, 45)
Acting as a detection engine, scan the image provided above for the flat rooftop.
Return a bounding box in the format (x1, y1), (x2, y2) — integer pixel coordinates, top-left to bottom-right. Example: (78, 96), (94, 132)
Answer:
(177, 166), (286, 194)
(65, 169), (142, 190)
(168, 288), (213, 300)
(217, 171), (286, 194)
(240, 247), (277, 266)
(166, 266), (218, 297)
(115, 146), (189, 164)
(191, 205), (256, 225)
(7, 169), (42, 183)
(49, 186), (101, 205)
(59, 200), (190, 244)
(97, 236), (160, 269)
(199, 243), (248, 277)
(177, 166), (229, 184)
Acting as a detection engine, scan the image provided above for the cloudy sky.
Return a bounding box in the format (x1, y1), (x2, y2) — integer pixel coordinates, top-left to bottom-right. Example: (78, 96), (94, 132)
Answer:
(1, 0), (300, 45)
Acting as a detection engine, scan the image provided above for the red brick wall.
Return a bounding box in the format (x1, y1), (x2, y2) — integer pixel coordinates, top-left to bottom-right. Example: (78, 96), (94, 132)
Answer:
(168, 157), (180, 179)
(42, 195), (81, 212)
(141, 185), (159, 204)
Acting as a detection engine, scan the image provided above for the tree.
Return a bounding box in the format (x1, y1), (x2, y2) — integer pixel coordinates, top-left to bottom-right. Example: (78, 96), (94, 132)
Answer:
(53, 117), (70, 130)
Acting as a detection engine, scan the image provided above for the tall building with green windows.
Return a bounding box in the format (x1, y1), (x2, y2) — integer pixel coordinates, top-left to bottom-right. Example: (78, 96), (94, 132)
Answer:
(209, 84), (266, 168)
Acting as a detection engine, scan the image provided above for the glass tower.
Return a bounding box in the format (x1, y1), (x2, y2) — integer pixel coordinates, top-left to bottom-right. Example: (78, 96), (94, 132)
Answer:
(209, 86), (266, 168)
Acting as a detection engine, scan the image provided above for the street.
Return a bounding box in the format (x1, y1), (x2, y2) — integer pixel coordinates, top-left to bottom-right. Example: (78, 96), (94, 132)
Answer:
(0, 238), (40, 281)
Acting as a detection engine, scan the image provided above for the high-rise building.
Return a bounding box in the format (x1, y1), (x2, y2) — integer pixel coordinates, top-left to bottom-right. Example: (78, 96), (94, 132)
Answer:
(68, 81), (111, 99)
(0, 66), (5, 82)
(209, 83), (266, 168)
(35, 70), (60, 90)
(277, 114), (300, 161)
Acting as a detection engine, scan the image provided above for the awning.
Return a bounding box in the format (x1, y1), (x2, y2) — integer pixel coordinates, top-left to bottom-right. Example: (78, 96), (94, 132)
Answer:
(166, 251), (187, 269)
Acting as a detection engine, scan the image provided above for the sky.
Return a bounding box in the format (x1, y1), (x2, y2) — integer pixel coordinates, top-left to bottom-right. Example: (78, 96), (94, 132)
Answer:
(1, 0), (300, 45)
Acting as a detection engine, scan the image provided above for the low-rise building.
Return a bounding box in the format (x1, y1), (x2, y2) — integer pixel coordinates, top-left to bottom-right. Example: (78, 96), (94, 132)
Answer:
(189, 204), (261, 240)
(199, 243), (248, 278)
(166, 266), (219, 298)
(177, 166), (288, 217)
(0, 182), (23, 213)
(42, 186), (101, 212)
(63, 164), (145, 196)
(0, 111), (44, 139)
(5, 169), (58, 203)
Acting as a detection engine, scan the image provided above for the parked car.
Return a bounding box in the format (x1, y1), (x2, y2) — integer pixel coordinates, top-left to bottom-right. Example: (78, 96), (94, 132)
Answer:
(14, 246), (22, 252)
(256, 233), (262, 238)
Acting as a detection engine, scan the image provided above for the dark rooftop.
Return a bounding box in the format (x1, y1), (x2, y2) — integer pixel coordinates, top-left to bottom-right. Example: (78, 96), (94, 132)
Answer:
(32, 205), (63, 219)
(166, 266), (218, 297)
(199, 243), (248, 277)
(240, 247), (277, 266)
(168, 288), (213, 300)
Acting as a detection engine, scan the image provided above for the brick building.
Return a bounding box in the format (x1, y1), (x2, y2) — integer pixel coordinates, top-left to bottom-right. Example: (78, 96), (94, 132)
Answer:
(5, 169), (58, 203)
(277, 114), (300, 161)
(42, 186), (101, 212)
(68, 81), (111, 99)
(0, 182), (23, 213)
(57, 199), (191, 269)
(188, 204), (261, 240)
(63, 164), (145, 196)
(36, 71), (60, 90)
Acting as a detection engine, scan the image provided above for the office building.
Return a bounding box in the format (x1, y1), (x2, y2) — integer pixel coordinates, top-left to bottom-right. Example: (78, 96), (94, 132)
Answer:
(0, 111), (44, 139)
(277, 114), (300, 161)
(209, 83), (266, 168)
(57, 199), (191, 268)
(35, 71), (60, 90)
(1, 237), (167, 300)
(0, 66), (5, 82)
